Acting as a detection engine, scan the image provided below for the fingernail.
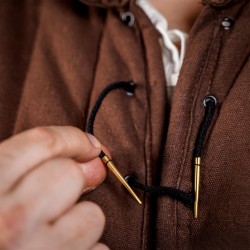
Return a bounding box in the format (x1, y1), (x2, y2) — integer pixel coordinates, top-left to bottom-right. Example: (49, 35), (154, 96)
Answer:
(81, 187), (96, 195)
(87, 133), (101, 148)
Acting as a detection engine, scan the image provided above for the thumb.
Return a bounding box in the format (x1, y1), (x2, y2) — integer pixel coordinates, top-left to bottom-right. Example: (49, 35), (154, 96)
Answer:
(78, 145), (111, 193)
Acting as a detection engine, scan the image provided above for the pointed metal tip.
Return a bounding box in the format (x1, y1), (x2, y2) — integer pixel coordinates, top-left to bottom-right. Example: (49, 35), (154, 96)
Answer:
(135, 196), (142, 205)
(101, 154), (142, 205)
(194, 205), (198, 219)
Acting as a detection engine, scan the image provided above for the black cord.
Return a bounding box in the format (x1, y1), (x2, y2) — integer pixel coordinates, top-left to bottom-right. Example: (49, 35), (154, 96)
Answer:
(125, 175), (193, 208)
(86, 80), (135, 158)
(86, 81), (135, 135)
(193, 96), (217, 157)
(86, 82), (217, 210)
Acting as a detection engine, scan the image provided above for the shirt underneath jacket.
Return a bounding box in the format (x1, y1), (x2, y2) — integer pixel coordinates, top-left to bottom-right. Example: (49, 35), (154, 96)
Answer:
(0, 0), (250, 249)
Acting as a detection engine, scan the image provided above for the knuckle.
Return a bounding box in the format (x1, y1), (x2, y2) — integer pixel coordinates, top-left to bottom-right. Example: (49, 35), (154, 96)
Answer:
(28, 127), (53, 141)
(28, 127), (61, 155)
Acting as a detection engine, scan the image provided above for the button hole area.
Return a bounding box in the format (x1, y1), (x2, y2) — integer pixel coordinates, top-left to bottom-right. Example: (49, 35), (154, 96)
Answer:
(121, 11), (135, 27)
(203, 95), (217, 107)
(124, 174), (137, 185)
(221, 17), (234, 30)
(124, 81), (136, 96)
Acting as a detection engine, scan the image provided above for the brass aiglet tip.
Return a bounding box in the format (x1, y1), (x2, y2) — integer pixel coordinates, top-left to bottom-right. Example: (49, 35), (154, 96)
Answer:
(101, 154), (142, 205)
(194, 157), (201, 219)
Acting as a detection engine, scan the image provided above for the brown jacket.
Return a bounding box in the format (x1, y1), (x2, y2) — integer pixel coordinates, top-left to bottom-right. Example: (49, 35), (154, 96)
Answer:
(0, 0), (249, 249)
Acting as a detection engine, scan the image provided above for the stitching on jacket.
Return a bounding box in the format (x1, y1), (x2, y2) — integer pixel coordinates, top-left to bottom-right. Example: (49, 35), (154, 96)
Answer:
(175, 9), (221, 249)
(175, 35), (212, 249)
(175, 14), (218, 190)
(173, 9), (217, 247)
(133, 4), (167, 248)
(208, 0), (250, 97)
(140, 19), (153, 250)
(177, 11), (224, 188)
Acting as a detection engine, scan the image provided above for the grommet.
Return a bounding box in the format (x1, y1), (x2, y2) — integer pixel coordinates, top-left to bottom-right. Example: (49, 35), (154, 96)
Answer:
(124, 175), (136, 184)
(125, 81), (136, 96)
(221, 17), (234, 30)
(121, 11), (135, 27)
(203, 95), (217, 107)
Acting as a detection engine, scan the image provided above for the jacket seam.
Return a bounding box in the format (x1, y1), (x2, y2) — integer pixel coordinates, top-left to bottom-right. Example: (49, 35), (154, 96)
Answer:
(11, 0), (44, 135)
(175, 9), (223, 249)
(84, 10), (107, 127)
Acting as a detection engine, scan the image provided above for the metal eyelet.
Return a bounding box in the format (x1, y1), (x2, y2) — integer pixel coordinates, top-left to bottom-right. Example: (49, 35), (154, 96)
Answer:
(221, 17), (234, 30)
(121, 11), (135, 27)
(126, 92), (134, 96)
(124, 175), (136, 183)
(125, 81), (135, 96)
(203, 95), (217, 107)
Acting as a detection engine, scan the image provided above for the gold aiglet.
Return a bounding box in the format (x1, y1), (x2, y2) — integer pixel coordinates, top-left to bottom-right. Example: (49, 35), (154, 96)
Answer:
(101, 154), (142, 205)
(194, 156), (201, 218)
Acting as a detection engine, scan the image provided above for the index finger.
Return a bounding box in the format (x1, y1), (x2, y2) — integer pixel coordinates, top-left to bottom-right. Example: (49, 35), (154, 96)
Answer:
(0, 126), (102, 193)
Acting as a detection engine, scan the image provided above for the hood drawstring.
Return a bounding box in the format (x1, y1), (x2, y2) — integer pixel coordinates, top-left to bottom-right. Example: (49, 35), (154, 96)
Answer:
(87, 81), (217, 218)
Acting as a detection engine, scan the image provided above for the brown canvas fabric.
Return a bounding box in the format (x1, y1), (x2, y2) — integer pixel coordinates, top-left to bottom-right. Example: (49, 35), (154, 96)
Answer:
(0, 0), (249, 249)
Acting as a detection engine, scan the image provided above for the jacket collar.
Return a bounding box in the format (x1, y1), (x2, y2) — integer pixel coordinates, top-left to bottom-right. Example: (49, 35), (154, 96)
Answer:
(80, 0), (235, 8)
(79, 0), (129, 7)
(202, 0), (236, 7)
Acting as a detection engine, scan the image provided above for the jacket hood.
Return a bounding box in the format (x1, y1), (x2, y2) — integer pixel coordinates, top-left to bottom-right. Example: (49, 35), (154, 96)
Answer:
(79, 0), (236, 8)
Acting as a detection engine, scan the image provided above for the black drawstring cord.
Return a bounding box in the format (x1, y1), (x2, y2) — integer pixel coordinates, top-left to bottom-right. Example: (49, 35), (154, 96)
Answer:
(125, 175), (193, 208)
(86, 81), (142, 204)
(193, 95), (217, 218)
(86, 81), (217, 213)
(127, 96), (217, 211)
(86, 81), (135, 135)
(193, 95), (217, 157)
(86, 80), (136, 160)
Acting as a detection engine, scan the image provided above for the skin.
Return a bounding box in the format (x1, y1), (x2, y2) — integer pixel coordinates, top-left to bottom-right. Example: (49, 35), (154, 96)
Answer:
(0, 126), (108, 250)
(150, 0), (203, 33)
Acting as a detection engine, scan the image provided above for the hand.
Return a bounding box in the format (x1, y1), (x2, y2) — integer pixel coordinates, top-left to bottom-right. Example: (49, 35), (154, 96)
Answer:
(0, 126), (108, 250)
